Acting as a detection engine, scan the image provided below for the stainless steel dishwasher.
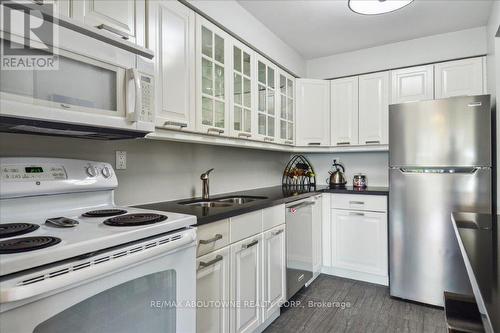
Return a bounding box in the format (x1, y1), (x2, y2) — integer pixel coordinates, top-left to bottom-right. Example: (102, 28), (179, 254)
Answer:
(285, 196), (319, 300)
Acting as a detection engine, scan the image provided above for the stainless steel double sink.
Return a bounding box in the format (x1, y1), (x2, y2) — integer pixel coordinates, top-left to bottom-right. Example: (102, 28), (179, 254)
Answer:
(179, 196), (267, 208)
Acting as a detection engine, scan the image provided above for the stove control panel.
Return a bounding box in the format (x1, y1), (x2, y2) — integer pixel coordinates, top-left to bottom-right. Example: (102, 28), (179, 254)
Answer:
(1, 165), (67, 182)
(0, 158), (118, 199)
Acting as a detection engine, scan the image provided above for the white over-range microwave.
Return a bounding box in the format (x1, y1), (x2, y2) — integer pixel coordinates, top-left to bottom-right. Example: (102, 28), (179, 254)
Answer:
(0, 5), (155, 139)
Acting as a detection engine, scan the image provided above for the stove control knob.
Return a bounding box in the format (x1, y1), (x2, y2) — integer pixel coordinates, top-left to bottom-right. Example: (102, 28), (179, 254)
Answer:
(101, 166), (112, 178)
(86, 166), (98, 177)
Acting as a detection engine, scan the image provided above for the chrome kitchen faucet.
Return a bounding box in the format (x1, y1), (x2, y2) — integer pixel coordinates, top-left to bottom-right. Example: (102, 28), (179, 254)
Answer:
(200, 168), (214, 200)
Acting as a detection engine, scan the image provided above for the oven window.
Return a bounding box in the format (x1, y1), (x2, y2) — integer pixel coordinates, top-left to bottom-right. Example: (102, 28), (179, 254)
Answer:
(33, 270), (177, 333)
(0, 39), (118, 112)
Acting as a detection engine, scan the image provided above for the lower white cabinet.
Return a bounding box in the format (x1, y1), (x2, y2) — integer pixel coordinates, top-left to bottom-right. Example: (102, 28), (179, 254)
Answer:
(322, 194), (388, 286)
(196, 206), (286, 333)
(262, 225), (286, 321)
(197, 246), (231, 333)
(329, 209), (388, 285)
(230, 234), (263, 333)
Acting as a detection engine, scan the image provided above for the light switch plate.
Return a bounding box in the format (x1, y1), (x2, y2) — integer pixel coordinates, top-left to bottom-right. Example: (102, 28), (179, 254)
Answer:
(115, 151), (127, 170)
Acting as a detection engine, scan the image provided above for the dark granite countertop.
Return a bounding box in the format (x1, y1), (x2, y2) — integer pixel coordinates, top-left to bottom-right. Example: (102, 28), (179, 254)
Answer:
(321, 185), (389, 196)
(134, 185), (388, 226)
(451, 212), (499, 333)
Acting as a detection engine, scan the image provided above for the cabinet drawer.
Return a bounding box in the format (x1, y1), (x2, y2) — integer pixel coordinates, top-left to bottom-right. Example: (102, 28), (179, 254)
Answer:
(331, 194), (387, 212)
(230, 210), (263, 243)
(197, 219), (230, 257)
(263, 204), (285, 231)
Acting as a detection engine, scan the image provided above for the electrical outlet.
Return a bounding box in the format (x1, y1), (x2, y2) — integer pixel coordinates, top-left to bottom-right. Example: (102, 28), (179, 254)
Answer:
(115, 151), (127, 170)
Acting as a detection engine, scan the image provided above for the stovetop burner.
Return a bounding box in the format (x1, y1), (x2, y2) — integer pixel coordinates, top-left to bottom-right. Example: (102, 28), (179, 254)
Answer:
(0, 223), (40, 239)
(82, 209), (128, 218)
(0, 236), (61, 254)
(103, 213), (167, 227)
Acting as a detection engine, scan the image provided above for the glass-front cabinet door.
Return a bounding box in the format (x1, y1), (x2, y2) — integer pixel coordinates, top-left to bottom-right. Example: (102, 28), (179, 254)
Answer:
(278, 71), (295, 145)
(255, 56), (278, 143)
(230, 41), (254, 139)
(196, 16), (230, 136)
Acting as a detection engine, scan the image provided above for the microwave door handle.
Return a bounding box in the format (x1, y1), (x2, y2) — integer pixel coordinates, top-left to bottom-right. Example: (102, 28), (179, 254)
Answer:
(126, 68), (142, 122)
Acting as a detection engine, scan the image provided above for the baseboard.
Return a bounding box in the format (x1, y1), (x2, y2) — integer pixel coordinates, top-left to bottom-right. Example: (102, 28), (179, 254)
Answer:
(321, 266), (389, 286)
(255, 308), (280, 333)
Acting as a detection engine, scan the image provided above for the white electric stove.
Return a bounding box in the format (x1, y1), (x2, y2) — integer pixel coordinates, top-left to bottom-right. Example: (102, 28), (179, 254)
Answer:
(0, 157), (197, 333)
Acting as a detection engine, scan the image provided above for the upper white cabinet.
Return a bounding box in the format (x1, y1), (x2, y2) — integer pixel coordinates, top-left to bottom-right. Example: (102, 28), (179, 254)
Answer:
(358, 71), (389, 145)
(196, 16), (231, 135)
(230, 41), (254, 139)
(255, 56), (278, 143)
(295, 79), (330, 146)
(391, 65), (434, 104)
(277, 71), (295, 145)
(435, 57), (484, 99)
(330, 77), (359, 146)
(72, 0), (143, 43)
(149, 0), (195, 131)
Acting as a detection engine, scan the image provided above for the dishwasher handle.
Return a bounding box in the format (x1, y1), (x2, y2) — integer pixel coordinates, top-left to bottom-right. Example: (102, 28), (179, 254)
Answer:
(287, 201), (315, 210)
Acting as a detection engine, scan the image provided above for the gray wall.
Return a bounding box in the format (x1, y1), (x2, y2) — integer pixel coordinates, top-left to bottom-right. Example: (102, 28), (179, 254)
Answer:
(305, 152), (389, 187)
(0, 133), (291, 206)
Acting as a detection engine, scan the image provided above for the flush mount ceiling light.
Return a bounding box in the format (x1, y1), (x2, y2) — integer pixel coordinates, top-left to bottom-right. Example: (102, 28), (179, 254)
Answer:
(348, 0), (414, 15)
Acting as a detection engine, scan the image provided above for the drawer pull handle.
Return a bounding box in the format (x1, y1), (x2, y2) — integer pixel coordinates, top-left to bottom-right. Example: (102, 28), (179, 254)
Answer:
(272, 229), (284, 236)
(467, 102), (482, 107)
(242, 239), (258, 249)
(349, 212), (365, 216)
(96, 24), (130, 40)
(349, 201), (365, 205)
(308, 142), (321, 146)
(238, 133), (252, 138)
(199, 234), (222, 245)
(365, 140), (380, 144)
(337, 141), (350, 145)
(198, 255), (223, 269)
(164, 121), (188, 128)
(207, 127), (224, 134)
(60, 103), (71, 109)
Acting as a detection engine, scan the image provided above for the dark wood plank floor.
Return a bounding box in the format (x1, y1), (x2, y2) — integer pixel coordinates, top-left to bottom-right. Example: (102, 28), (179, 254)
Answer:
(265, 274), (447, 333)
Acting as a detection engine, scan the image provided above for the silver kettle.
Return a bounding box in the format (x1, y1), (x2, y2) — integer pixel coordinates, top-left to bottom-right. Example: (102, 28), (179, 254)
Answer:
(327, 160), (347, 187)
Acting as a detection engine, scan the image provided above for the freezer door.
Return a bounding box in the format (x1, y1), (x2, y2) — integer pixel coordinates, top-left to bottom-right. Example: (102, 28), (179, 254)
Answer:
(389, 95), (491, 167)
(389, 167), (491, 306)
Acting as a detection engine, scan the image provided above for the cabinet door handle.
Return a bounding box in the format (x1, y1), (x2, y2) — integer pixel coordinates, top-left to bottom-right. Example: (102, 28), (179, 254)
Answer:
(199, 234), (222, 245)
(96, 24), (130, 40)
(198, 255), (223, 269)
(238, 133), (252, 138)
(365, 140), (380, 144)
(272, 229), (284, 236)
(242, 239), (258, 249)
(337, 142), (350, 145)
(349, 201), (365, 205)
(307, 142), (321, 145)
(207, 127), (224, 134)
(349, 212), (365, 216)
(164, 121), (188, 128)
(60, 103), (71, 109)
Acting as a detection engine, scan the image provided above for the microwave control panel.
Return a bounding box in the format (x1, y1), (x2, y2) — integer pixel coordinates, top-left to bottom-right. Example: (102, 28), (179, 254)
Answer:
(140, 74), (154, 123)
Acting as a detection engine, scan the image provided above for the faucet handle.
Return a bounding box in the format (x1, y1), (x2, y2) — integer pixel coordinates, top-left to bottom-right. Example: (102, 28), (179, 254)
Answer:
(201, 168), (214, 180)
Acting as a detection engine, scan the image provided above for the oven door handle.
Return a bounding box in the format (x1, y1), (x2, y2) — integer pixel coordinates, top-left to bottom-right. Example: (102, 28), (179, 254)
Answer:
(0, 230), (196, 304)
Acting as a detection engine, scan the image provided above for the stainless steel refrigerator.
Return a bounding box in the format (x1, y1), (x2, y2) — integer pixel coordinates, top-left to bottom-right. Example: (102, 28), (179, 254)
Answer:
(389, 94), (492, 306)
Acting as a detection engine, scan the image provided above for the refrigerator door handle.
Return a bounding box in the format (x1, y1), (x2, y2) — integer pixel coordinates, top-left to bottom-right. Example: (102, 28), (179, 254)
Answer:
(398, 167), (480, 174)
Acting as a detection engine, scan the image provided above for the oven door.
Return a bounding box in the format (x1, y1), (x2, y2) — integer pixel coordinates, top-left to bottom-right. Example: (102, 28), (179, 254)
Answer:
(0, 28), (154, 134)
(0, 228), (196, 333)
